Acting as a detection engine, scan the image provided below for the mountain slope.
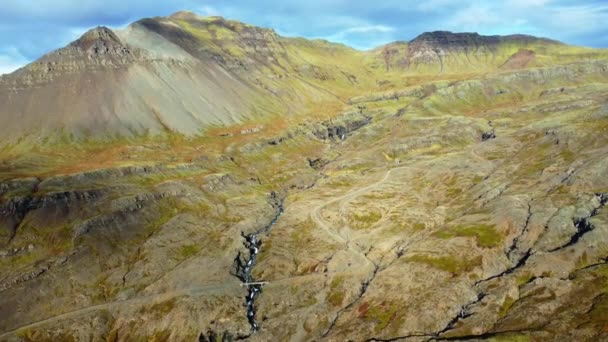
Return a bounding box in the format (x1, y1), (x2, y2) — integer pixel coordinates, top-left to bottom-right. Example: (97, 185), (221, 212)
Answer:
(1, 12), (607, 142)
(0, 12), (371, 140)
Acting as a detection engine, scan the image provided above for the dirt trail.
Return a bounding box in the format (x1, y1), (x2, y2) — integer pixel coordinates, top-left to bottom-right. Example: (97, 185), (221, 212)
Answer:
(310, 166), (415, 269)
(0, 283), (242, 338)
(311, 166), (414, 239)
(5, 166), (414, 338)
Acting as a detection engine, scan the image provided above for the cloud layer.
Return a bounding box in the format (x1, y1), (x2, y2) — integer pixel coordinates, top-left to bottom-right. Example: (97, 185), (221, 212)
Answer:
(1, 0), (607, 74)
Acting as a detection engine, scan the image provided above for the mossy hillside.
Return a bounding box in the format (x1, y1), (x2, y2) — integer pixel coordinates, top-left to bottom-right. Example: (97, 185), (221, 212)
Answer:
(351, 209), (383, 230)
(499, 295), (516, 318)
(358, 300), (400, 333)
(327, 275), (346, 307)
(404, 254), (483, 276)
(434, 223), (503, 248)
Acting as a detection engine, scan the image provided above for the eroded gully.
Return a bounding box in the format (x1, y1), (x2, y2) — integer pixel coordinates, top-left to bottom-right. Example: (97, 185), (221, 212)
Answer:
(232, 192), (284, 338)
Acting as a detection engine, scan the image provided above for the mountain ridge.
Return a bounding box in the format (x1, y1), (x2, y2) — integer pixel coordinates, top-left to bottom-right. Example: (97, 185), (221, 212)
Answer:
(0, 12), (606, 142)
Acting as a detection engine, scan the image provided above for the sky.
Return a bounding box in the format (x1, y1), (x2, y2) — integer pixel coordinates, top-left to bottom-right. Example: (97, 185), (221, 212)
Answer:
(1, 0), (607, 75)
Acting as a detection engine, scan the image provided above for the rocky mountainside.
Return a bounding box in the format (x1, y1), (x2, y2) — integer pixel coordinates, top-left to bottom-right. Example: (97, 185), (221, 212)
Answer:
(0, 12), (369, 140)
(2, 12), (606, 142)
(1, 10), (608, 342)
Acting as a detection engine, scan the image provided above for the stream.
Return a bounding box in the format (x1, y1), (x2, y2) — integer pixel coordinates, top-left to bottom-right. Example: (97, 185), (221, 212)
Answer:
(233, 192), (284, 336)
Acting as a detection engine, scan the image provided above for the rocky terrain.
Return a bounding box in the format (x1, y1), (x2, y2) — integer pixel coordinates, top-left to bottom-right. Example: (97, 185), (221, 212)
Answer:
(1, 10), (608, 342)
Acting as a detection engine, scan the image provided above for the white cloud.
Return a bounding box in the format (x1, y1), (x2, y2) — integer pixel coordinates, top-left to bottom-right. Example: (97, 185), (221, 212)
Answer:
(0, 47), (29, 75)
(547, 4), (608, 34)
(0, 58), (25, 75)
(417, 0), (460, 12)
(447, 6), (501, 31)
(320, 23), (396, 50)
(506, 0), (551, 8)
(341, 25), (395, 34)
(197, 5), (220, 16)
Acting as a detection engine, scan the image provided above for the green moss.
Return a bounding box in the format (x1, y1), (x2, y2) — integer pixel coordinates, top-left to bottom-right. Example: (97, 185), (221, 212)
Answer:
(446, 187), (463, 198)
(16, 325), (82, 342)
(327, 178), (353, 187)
(363, 192), (396, 200)
(587, 294), (608, 322)
(499, 295), (516, 318)
(327, 291), (345, 307)
(434, 224), (502, 248)
(141, 298), (177, 317)
(301, 293), (318, 307)
(405, 254), (482, 275)
(363, 302), (399, 333)
(353, 211), (382, 225)
(330, 275), (344, 289)
(412, 222), (426, 231)
(327, 275), (346, 306)
(559, 149), (576, 163)
(472, 175), (484, 184)
(174, 244), (201, 261)
(516, 272), (535, 286)
(149, 329), (172, 342)
(488, 333), (530, 342)
(575, 251), (589, 269)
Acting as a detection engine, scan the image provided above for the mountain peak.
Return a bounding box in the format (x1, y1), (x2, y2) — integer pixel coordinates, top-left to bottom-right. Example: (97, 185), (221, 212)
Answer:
(402, 30), (562, 70)
(65, 26), (135, 59)
(409, 30), (560, 47)
(71, 26), (123, 49)
(169, 10), (200, 20)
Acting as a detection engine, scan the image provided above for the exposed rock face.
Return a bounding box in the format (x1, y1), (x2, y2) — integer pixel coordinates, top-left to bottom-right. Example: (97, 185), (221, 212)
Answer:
(69, 26), (134, 58)
(0, 15), (353, 140)
(400, 31), (561, 72)
(1, 27), (140, 89)
(501, 49), (536, 69)
(313, 111), (372, 140)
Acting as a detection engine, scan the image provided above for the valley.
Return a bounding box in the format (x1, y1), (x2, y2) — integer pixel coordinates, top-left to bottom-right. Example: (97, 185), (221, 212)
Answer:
(1, 10), (608, 341)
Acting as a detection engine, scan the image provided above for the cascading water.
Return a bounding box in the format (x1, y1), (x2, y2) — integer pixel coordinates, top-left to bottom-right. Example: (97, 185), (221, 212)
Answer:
(233, 192), (284, 336)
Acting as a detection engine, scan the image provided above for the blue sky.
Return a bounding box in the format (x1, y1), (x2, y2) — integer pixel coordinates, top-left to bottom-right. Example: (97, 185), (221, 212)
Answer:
(1, 0), (607, 74)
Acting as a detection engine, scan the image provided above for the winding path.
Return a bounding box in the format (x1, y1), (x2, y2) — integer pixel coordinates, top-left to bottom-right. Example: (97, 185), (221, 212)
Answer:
(3, 166), (414, 338)
(0, 283), (242, 338)
(311, 166), (415, 243)
(310, 166), (416, 272)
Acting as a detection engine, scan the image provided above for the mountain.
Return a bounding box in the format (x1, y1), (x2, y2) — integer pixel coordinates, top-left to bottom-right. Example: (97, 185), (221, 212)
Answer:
(2, 11), (608, 342)
(0, 12), (370, 140)
(1, 12), (606, 141)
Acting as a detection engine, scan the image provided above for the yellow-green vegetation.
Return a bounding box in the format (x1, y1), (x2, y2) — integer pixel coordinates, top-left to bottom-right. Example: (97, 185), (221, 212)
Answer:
(363, 191), (396, 200)
(576, 252), (591, 269)
(361, 302), (399, 333)
(499, 295), (516, 318)
(174, 244), (201, 261)
(488, 333), (531, 342)
(140, 298), (178, 317)
(516, 272), (535, 286)
(289, 219), (316, 247)
(327, 275), (345, 307)
(352, 210), (383, 229)
(412, 222), (426, 231)
(326, 177), (354, 188)
(405, 254), (482, 275)
(16, 328), (77, 342)
(434, 224), (502, 248)
(147, 329), (172, 342)
(92, 274), (120, 303)
(0, 222), (74, 272)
